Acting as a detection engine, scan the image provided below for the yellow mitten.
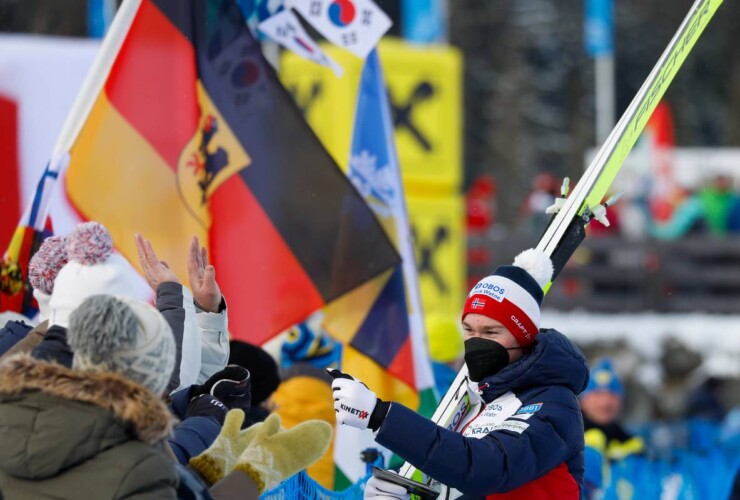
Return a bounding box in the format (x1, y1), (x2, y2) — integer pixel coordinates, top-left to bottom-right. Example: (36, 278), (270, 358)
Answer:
(233, 415), (332, 493)
(189, 410), (278, 485)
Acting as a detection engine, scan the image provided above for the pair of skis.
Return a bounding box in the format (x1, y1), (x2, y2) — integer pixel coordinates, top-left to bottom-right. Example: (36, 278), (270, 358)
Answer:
(399, 0), (724, 486)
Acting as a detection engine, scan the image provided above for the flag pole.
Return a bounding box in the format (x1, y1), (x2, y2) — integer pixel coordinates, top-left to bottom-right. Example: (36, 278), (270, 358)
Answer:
(594, 54), (615, 145)
(51, 0), (142, 162)
(2, 0), (142, 278)
(374, 51), (436, 400)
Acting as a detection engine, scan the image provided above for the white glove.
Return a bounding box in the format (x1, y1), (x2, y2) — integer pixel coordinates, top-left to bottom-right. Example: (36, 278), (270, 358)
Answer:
(330, 370), (378, 430)
(365, 475), (411, 500)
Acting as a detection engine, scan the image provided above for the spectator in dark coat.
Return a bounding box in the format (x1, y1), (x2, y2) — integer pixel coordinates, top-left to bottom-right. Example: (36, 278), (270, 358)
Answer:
(0, 294), (180, 499)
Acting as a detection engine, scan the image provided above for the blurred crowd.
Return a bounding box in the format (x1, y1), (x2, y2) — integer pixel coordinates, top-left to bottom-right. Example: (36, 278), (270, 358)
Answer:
(492, 172), (740, 241)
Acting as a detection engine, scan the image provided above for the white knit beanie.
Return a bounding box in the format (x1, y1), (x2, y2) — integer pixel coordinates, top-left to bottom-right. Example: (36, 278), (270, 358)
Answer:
(68, 294), (176, 396)
(33, 289), (52, 323)
(49, 222), (140, 327)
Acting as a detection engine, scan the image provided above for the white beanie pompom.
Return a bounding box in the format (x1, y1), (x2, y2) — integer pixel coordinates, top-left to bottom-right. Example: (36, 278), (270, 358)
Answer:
(512, 248), (554, 289)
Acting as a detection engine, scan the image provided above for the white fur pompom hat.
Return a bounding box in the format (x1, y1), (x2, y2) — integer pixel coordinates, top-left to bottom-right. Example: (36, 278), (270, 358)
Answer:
(462, 249), (553, 346)
(49, 222), (141, 327)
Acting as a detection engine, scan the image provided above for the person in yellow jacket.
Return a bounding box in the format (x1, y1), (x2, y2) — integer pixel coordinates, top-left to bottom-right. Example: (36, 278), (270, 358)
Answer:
(272, 316), (341, 489)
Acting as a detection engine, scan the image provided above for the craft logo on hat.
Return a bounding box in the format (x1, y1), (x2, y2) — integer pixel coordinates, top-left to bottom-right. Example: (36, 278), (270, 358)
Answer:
(510, 315), (530, 339)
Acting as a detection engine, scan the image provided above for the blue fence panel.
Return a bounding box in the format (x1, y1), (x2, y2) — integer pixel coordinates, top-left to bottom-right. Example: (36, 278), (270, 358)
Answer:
(261, 470), (371, 500)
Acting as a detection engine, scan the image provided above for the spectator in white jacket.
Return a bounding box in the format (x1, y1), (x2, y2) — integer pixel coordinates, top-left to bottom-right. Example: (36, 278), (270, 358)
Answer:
(135, 234), (230, 390)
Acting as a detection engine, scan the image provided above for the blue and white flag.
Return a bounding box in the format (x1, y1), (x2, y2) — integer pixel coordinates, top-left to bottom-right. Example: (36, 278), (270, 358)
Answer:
(331, 48), (438, 482)
(349, 50), (436, 406)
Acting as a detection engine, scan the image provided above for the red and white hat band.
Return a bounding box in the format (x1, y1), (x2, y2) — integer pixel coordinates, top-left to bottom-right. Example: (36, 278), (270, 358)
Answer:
(462, 275), (541, 346)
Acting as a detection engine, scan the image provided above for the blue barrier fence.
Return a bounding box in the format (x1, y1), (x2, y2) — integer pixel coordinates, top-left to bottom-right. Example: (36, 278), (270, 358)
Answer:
(598, 416), (740, 500)
(261, 416), (740, 499)
(261, 470), (371, 500)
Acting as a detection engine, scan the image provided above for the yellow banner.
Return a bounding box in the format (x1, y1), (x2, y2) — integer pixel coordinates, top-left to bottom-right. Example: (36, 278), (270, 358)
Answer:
(280, 39), (462, 196)
(407, 194), (466, 318)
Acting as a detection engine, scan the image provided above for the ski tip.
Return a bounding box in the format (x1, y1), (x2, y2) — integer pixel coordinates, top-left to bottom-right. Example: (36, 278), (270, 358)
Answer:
(513, 248), (554, 289)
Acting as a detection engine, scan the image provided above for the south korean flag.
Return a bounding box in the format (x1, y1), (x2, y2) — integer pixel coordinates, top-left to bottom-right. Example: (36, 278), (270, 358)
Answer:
(292, 0), (392, 59)
(258, 9), (343, 76)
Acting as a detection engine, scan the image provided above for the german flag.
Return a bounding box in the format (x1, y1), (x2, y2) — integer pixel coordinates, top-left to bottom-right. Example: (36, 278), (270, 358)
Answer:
(64, 0), (399, 344)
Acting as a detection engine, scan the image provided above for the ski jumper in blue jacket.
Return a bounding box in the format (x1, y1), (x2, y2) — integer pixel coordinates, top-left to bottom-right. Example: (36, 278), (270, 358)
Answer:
(376, 328), (588, 498)
(332, 249), (590, 499)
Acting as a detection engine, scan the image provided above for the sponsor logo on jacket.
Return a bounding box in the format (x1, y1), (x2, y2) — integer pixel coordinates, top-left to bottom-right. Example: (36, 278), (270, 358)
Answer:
(516, 403), (543, 415)
(510, 402), (543, 421)
(467, 420), (530, 435)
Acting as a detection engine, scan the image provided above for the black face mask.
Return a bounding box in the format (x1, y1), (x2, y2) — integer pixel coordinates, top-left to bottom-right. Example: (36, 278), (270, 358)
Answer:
(464, 337), (521, 382)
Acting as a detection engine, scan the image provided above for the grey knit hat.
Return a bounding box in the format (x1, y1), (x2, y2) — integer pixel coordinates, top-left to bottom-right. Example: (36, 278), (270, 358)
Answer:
(68, 295), (176, 396)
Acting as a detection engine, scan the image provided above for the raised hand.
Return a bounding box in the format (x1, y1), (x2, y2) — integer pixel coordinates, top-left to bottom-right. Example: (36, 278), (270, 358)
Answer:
(187, 236), (222, 313)
(135, 233), (180, 290)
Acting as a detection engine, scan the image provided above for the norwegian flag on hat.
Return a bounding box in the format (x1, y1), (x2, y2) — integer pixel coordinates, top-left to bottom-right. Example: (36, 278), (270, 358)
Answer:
(471, 297), (486, 310)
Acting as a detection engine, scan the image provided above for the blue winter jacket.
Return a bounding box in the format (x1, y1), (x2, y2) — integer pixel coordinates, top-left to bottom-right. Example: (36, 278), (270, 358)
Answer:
(0, 321), (32, 357)
(376, 329), (589, 499)
(169, 387), (221, 465)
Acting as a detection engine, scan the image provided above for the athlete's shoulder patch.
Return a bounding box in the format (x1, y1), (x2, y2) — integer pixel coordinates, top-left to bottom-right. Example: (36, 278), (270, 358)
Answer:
(512, 402), (543, 420)
(516, 402), (543, 414)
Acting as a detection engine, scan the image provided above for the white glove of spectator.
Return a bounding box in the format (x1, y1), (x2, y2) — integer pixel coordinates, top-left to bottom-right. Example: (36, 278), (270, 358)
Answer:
(364, 475), (411, 500)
